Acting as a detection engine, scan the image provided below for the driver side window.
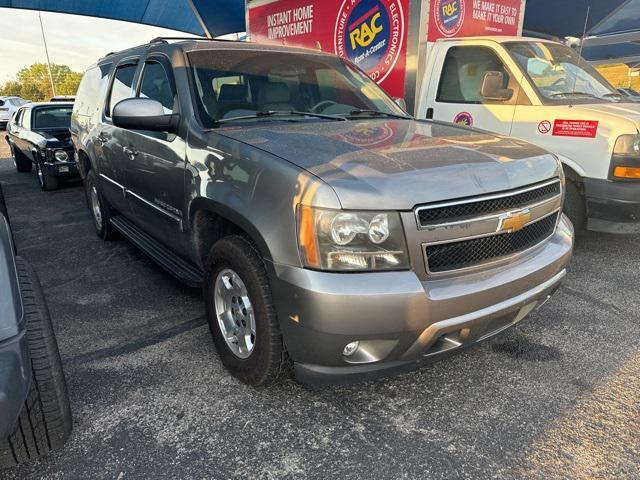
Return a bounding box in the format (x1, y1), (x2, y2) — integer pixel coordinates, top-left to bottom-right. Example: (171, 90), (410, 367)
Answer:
(437, 46), (512, 104)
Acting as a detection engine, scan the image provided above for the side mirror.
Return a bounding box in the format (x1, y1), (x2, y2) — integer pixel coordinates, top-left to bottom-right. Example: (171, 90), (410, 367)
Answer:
(112, 98), (179, 132)
(480, 71), (513, 101)
(394, 97), (407, 111)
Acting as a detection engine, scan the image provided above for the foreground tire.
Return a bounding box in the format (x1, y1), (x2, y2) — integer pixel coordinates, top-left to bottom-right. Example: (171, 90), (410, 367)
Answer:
(563, 179), (586, 232)
(0, 183), (8, 223)
(36, 161), (59, 191)
(204, 236), (292, 386)
(13, 147), (32, 173)
(0, 258), (72, 467)
(84, 170), (117, 241)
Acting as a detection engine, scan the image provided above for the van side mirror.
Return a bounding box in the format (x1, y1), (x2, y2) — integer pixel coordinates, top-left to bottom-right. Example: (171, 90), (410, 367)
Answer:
(112, 98), (179, 132)
(480, 71), (513, 101)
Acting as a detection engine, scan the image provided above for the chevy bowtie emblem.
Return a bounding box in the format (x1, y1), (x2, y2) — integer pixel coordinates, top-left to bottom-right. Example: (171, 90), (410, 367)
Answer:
(497, 209), (531, 233)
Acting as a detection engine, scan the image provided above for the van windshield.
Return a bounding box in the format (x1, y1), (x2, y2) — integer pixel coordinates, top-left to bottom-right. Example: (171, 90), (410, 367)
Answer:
(505, 41), (622, 103)
(188, 49), (407, 127)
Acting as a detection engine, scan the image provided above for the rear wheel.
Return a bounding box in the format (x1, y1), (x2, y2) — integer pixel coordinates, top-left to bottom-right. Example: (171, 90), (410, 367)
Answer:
(36, 161), (59, 191)
(204, 236), (291, 386)
(85, 169), (117, 240)
(12, 147), (32, 173)
(0, 258), (72, 467)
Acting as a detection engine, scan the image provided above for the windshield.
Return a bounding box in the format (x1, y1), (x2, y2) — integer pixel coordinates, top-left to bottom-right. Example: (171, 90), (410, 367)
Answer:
(505, 41), (620, 102)
(188, 49), (406, 128)
(33, 106), (72, 129)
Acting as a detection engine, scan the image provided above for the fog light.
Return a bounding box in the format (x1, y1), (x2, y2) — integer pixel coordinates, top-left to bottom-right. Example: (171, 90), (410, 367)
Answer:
(343, 341), (359, 357)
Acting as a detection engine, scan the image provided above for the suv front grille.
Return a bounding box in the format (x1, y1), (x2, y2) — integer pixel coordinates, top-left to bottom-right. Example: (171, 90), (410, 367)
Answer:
(417, 181), (561, 226)
(425, 213), (558, 273)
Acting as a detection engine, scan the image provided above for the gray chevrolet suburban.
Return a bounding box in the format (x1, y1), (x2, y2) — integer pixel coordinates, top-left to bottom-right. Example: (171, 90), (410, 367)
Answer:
(71, 38), (574, 385)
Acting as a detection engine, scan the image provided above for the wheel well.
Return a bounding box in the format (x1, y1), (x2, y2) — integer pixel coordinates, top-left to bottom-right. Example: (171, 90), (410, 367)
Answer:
(191, 209), (246, 266)
(76, 150), (92, 179)
(561, 163), (582, 187)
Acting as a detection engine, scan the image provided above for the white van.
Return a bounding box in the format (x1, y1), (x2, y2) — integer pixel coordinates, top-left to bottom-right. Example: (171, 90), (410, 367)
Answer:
(416, 37), (640, 233)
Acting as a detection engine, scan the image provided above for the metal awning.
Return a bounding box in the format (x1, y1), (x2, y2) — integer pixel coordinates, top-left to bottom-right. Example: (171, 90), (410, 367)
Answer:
(0, 0), (245, 37)
(524, 0), (640, 65)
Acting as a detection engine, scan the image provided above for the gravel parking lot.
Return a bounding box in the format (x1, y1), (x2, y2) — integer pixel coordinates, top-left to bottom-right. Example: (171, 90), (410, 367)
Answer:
(1, 144), (639, 479)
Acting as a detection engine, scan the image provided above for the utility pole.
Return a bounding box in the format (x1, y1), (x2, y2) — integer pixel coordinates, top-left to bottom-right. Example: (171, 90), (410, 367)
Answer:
(38, 11), (56, 98)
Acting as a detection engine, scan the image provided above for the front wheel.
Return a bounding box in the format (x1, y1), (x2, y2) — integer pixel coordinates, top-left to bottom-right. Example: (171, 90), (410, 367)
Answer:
(563, 179), (586, 232)
(36, 161), (59, 191)
(84, 170), (118, 240)
(204, 236), (291, 386)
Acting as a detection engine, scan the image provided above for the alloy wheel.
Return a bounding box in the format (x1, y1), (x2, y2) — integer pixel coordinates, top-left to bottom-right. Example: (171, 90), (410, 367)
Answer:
(90, 184), (102, 229)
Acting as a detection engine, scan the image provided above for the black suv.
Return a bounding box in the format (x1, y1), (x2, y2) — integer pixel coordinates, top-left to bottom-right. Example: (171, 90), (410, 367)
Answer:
(70, 39), (572, 385)
(0, 184), (72, 467)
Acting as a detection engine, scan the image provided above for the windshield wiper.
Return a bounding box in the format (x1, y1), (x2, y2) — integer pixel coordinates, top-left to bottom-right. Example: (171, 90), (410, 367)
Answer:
(549, 91), (597, 98)
(340, 109), (411, 119)
(213, 110), (347, 126)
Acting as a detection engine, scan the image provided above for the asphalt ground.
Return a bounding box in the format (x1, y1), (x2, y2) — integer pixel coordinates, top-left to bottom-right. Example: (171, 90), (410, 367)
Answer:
(0, 142), (639, 479)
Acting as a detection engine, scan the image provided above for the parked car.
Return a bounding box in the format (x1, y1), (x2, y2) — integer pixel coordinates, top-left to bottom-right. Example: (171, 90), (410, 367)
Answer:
(5, 102), (78, 191)
(0, 184), (72, 467)
(0, 97), (28, 130)
(71, 39), (574, 385)
(50, 95), (75, 103)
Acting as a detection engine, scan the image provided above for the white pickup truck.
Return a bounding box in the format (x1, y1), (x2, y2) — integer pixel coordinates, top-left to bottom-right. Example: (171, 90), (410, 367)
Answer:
(416, 36), (640, 233)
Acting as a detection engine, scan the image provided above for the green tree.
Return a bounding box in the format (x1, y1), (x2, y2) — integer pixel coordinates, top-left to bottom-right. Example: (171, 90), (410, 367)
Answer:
(0, 63), (83, 101)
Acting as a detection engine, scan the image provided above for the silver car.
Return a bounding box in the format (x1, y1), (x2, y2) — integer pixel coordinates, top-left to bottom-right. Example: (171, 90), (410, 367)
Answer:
(71, 39), (574, 385)
(0, 96), (28, 128)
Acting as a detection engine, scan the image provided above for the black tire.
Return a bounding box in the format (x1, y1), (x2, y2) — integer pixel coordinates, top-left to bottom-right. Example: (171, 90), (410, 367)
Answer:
(204, 236), (292, 386)
(0, 258), (72, 467)
(35, 161), (59, 191)
(12, 147), (32, 173)
(564, 179), (587, 232)
(84, 169), (118, 241)
(0, 182), (8, 223)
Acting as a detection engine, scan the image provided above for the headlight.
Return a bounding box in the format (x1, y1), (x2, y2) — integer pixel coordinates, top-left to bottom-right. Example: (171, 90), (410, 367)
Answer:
(612, 135), (640, 180)
(297, 206), (410, 271)
(54, 150), (69, 162)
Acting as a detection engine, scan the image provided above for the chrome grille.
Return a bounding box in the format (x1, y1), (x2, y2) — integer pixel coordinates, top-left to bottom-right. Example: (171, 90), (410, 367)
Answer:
(425, 213), (558, 273)
(415, 179), (563, 275)
(417, 180), (561, 227)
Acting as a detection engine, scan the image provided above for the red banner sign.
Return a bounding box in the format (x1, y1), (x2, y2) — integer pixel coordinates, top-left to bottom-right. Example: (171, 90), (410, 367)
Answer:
(248, 0), (410, 98)
(427, 0), (522, 41)
(552, 119), (599, 138)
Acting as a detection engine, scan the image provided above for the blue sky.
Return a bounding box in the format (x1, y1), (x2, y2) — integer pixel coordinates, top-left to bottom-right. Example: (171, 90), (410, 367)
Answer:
(0, 7), (198, 82)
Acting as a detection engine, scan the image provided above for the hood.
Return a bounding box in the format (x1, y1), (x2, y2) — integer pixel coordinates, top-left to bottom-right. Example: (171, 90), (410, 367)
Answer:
(38, 129), (72, 148)
(217, 119), (560, 210)
(575, 102), (640, 132)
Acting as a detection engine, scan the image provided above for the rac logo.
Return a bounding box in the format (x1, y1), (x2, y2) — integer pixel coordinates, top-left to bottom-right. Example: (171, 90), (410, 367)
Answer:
(497, 209), (531, 233)
(349, 8), (383, 49)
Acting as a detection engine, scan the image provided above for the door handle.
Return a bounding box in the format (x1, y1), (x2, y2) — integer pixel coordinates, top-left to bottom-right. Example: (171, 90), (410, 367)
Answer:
(97, 133), (108, 145)
(426, 107), (434, 120)
(123, 146), (139, 159)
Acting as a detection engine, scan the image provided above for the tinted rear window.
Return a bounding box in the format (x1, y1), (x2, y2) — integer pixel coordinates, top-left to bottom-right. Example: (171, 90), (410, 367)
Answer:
(74, 64), (112, 117)
(33, 107), (72, 129)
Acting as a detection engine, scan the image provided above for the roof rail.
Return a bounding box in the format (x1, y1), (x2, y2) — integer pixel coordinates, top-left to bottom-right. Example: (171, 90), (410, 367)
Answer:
(149, 36), (240, 44)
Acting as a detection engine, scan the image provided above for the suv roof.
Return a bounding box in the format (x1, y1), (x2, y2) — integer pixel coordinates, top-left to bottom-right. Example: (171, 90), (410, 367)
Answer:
(95, 37), (332, 68)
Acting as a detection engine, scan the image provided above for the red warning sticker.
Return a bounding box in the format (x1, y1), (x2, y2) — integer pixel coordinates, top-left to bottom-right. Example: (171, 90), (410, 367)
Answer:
(552, 119), (599, 138)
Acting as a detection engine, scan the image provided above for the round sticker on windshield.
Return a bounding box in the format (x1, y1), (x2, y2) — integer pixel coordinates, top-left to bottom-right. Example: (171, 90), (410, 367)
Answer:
(434, 0), (465, 37)
(454, 111), (473, 127)
(334, 0), (405, 83)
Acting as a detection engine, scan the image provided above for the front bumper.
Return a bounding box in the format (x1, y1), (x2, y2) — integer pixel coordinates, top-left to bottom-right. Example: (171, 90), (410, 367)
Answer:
(43, 160), (79, 177)
(0, 331), (31, 438)
(584, 177), (640, 233)
(271, 215), (573, 384)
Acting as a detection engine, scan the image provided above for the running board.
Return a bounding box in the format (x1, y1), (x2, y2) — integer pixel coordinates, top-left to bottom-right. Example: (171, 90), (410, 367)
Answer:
(110, 216), (203, 288)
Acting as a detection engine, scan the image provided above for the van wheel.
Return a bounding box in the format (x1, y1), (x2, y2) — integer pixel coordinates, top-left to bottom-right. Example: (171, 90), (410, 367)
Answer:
(0, 258), (72, 467)
(563, 179), (586, 232)
(36, 161), (59, 191)
(204, 236), (292, 386)
(84, 170), (117, 241)
(13, 147), (32, 173)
